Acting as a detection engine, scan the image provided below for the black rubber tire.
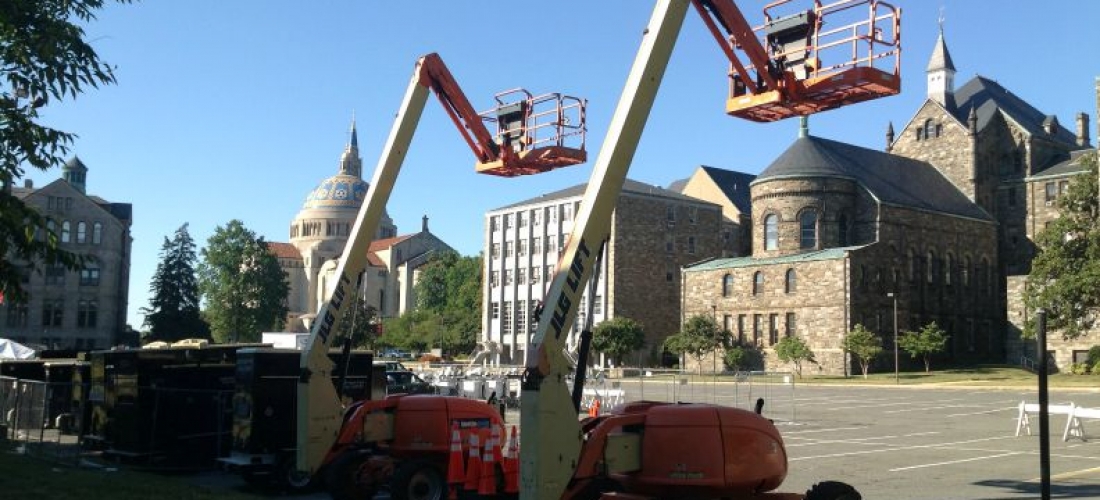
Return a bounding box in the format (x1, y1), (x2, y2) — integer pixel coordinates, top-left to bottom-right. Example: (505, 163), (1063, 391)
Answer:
(391, 460), (446, 500)
(804, 481), (862, 500)
(326, 451), (381, 500)
(278, 454), (317, 494)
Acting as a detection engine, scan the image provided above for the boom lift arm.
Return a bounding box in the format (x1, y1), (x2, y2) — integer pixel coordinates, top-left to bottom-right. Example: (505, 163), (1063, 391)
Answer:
(295, 53), (587, 478)
(521, 1), (899, 499)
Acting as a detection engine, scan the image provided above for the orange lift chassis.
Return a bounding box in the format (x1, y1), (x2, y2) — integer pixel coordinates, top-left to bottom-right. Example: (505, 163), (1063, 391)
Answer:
(296, 1), (899, 499)
(294, 53), (586, 489)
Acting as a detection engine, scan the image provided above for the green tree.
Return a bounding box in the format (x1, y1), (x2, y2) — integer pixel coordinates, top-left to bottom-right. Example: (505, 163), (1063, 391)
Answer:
(331, 292), (379, 351)
(1024, 153), (1100, 339)
(197, 220), (288, 343)
(723, 341), (765, 371)
(591, 317), (646, 366)
(379, 309), (438, 354)
(843, 324), (883, 379)
(897, 321), (950, 372)
(411, 251), (481, 355)
(0, 0), (130, 304)
(141, 224), (209, 342)
(774, 335), (816, 378)
(663, 314), (724, 373)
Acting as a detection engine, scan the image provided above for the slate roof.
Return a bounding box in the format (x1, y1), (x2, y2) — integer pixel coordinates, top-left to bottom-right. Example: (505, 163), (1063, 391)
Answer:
(1029, 150), (1097, 180)
(492, 178), (709, 212)
(685, 246), (866, 271)
(952, 76), (1078, 147)
(926, 32), (955, 72)
(754, 136), (993, 221)
(699, 166), (756, 214)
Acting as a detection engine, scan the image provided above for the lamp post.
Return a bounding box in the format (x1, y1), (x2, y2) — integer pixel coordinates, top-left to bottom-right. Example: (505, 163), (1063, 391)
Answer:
(887, 292), (898, 384)
(711, 304), (718, 375)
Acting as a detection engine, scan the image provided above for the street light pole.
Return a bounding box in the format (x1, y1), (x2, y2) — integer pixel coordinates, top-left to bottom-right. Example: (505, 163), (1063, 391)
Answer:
(887, 292), (898, 384)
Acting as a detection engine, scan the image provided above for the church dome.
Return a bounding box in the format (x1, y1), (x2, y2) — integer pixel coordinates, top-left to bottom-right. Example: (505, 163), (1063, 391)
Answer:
(302, 173), (369, 210)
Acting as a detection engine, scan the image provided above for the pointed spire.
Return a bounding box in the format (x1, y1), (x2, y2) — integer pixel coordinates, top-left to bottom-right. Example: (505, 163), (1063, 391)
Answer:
(885, 121), (895, 151)
(927, 31), (955, 73)
(968, 106), (978, 134)
(338, 114), (363, 177)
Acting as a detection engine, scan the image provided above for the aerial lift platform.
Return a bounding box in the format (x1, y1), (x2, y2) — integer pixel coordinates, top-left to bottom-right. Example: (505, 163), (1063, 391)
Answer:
(295, 1), (900, 499)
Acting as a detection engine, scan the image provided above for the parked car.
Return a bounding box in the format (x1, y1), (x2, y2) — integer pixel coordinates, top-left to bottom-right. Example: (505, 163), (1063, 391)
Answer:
(385, 370), (433, 395)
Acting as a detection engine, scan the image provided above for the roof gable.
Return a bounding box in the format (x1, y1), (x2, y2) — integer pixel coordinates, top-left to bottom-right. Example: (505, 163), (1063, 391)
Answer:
(953, 76), (1078, 145)
(755, 136), (992, 221)
(698, 166), (756, 214)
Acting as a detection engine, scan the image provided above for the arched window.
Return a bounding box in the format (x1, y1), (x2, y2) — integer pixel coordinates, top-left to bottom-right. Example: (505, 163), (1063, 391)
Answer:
(982, 257), (992, 295)
(92, 222), (103, 245)
(764, 214), (778, 251)
(945, 253), (953, 286)
(76, 221), (87, 244)
(962, 256), (971, 287)
(799, 210), (817, 249)
(785, 269), (796, 294)
(753, 271), (764, 296)
(924, 119), (936, 139)
(61, 220), (71, 243)
(926, 250), (935, 284)
(907, 249), (917, 282)
(722, 273), (733, 297)
(838, 214), (850, 246)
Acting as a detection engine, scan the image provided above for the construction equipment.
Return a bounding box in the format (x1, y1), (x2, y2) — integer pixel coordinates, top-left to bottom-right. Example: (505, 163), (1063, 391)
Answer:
(294, 53), (587, 490)
(523, 1), (897, 499)
(300, 1), (898, 499)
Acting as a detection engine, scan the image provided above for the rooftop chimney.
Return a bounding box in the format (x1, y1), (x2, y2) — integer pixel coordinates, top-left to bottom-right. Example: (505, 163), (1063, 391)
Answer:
(422, 215), (429, 233)
(24, 179), (33, 189)
(1077, 112), (1090, 147)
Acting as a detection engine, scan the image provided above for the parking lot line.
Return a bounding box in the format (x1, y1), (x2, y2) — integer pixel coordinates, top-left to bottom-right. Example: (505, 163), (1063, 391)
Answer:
(888, 452), (1024, 472)
(1040, 465), (1100, 481)
(790, 435), (1016, 461)
(782, 426), (866, 435)
(945, 407), (1016, 417)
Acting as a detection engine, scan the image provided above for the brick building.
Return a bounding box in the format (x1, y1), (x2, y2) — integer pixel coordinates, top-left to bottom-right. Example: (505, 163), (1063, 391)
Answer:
(3, 158), (133, 350)
(482, 179), (721, 365)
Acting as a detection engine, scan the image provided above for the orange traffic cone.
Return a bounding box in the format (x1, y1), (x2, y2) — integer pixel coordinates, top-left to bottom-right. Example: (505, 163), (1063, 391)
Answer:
(446, 422), (465, 499)
(490, 424), (504, 464)
(463, 429), (482, 491)
(478, 428), (498, 496)
(588, 398), (601, 417)
(503, 425), (520, 494)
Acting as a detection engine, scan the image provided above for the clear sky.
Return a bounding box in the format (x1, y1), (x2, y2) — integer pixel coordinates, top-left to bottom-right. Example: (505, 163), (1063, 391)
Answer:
(22, 1), (1100, 330)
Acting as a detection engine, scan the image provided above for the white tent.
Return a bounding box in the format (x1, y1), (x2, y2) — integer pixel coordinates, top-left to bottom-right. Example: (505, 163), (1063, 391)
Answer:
(0, 338), (37, 360)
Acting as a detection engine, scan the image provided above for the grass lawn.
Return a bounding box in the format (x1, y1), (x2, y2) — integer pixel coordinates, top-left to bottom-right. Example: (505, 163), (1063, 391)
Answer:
(0, 448), (256, 500)
(801, 366), (1100, 388)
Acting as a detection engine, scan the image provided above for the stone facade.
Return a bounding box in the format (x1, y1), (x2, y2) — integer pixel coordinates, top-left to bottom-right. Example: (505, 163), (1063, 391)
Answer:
(483, 180), (721, 365)
(3, 160), (133, 350)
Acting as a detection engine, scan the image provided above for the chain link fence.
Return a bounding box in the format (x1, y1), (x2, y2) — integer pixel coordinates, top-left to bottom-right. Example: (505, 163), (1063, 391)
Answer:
(1, 376), (83, 463)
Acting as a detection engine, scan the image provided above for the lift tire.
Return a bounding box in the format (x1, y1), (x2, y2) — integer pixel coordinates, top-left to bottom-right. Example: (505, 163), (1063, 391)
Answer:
(326, 451), (382, 500)
(804, 481), (861, 500)
(391, 460), (446, 500)
(278, 454), (317, 493)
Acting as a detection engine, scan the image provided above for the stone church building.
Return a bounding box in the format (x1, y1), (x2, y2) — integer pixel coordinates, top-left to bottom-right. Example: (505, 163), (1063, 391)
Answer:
(267, 120), (453, 331)
(682, 32), (1094, 374)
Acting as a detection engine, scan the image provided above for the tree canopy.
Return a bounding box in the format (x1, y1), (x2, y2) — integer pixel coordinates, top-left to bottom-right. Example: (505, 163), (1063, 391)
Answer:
(774, 335), (816, 378)
(0, 0), (129, 304)
(663, 314), (724, 372)
(1024, 153), (1100, 339)
(843, 324), (882, 378)
(197, 220), (288, 343)
(897, 321), (949, 372)
(404, 251), (482, 355)
(591, 316), (646, 366)
(141, 224), (209, 342)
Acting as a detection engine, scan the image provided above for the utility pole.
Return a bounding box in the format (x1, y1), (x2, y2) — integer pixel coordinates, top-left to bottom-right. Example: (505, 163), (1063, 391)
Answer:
(1036, 309), (1051, 500)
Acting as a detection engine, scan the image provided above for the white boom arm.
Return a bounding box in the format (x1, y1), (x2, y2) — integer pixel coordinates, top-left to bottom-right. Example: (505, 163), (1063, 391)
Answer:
(296, 60), (432, 476)
(519, 1), (691, 499)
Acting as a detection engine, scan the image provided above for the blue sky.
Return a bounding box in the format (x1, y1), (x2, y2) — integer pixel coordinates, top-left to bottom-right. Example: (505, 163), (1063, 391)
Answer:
(22, 1), (1100, 329)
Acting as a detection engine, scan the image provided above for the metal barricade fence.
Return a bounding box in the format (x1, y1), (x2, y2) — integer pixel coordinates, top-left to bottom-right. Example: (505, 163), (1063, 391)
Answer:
(1, 378), (83, 463)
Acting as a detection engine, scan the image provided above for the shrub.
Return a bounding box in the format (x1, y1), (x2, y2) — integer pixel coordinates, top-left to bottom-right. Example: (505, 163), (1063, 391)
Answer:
(1070, 363), (1089, 375)
(1087, 345), (1100, 367)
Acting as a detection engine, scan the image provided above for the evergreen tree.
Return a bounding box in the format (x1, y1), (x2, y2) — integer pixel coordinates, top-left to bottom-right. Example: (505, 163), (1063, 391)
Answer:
(1024, 153), (1100, 338)
(0, 0), (130, 304)
(141, 224), (209, 342)
(197, 220), (289, 343)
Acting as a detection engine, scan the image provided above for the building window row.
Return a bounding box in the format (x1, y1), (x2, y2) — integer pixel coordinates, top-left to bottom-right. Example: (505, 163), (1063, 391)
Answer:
(904, 249), (992, 294)
(915, 119), (942, 141)
(732, 312), (795, 347)
(1044, 180), (1070, 204)
(45, 219), (104, 245)
(723, 269), (797, 296)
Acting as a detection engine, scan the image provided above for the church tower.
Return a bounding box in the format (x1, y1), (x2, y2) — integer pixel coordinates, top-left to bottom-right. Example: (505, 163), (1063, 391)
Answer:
(926, 28), (956, 110)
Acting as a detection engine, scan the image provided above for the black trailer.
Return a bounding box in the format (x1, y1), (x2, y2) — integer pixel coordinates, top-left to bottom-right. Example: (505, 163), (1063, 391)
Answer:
(83, 343), (263, 465)
(218, 348), (383, 491)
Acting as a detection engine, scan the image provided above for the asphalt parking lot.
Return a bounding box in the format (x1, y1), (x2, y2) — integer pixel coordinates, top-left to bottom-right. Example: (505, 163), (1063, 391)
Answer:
(209, 383), (1100, 500)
